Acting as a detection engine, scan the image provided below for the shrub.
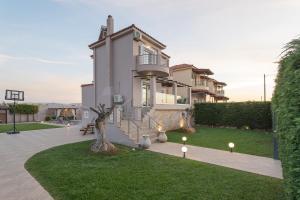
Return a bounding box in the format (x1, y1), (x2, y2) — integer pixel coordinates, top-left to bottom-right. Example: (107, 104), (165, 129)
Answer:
(272, 37), (300, 199)
(194, 102), (272, 130)
(8, 104), (39, 115)
(45, 116), (51, 121)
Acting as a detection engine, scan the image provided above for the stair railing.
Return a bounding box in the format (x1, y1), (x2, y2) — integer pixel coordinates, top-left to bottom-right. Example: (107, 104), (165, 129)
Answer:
(114, 100), (142, 143)
(146, 114), (161, 131)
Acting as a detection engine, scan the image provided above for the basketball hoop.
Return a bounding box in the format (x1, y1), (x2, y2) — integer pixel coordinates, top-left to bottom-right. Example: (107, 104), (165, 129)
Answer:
(5, 90), (24, 134)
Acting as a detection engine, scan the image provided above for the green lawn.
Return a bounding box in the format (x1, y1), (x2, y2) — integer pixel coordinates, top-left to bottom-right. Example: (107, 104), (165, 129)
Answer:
(0, 123), (61, 133)
(25, 141), (283, 200)
(167, 126), (274, 158)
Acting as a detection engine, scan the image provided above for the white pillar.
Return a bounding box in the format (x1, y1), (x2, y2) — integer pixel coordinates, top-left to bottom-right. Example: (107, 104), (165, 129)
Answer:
(56, 109), (61, 119)
(187, 87), (191, 105)
(150, 76), (157, 107)
(173, 82), (177, 104)
(71, 109), (76, 120)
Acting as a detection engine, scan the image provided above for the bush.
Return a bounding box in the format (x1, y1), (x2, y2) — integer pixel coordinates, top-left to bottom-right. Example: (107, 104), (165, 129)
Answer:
(8, 104), (39, 115)
(45, 116), (51, 121)
(194, 102), (272, 130)
(272, 37), (300, 199)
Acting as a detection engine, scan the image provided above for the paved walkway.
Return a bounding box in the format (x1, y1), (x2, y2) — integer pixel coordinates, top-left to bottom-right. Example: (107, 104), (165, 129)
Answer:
(0, 128), (283, 200)
(149, 142), (283, 179)
(0, 126), (93, 200)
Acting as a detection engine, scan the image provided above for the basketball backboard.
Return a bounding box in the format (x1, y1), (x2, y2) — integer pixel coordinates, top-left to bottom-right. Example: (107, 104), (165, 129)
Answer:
(5, 90), (24, 101)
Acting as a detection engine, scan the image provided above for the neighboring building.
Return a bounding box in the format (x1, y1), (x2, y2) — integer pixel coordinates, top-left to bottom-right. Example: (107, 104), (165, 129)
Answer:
(82, 15), (192, 147)
(170, 64), (229, 104)
(0, 103), (81, 124)
(45, 103), (81, 120)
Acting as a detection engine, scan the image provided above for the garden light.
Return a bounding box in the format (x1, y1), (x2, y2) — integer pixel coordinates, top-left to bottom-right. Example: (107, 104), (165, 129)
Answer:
(228, 142), (235, 153)
(180, 120), (184, 128)
(158, 125), (162, 132)
(182, 136), (187, 145)
(181, 146), (188, 158)
(67, 123), (70, 127)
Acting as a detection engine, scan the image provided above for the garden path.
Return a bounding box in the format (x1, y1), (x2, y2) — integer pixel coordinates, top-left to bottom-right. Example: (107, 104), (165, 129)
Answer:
(0, 126), (93, 200)
(149, 142), (283, 179)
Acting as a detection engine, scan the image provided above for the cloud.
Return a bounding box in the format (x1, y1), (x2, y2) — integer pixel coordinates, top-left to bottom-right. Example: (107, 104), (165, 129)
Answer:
(0, 53), (75, 65)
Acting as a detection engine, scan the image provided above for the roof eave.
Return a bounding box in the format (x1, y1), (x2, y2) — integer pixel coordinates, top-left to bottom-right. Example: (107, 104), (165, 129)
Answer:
(88, 24), (167, 50)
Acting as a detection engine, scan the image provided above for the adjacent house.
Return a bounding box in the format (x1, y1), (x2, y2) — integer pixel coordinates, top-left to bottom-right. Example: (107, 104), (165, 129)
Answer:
(82, 16), (191, 147)
(170, 64), (229, 104)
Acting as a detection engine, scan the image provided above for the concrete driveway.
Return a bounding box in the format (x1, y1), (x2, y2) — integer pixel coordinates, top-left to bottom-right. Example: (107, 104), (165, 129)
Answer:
(0, 126), (93, 200)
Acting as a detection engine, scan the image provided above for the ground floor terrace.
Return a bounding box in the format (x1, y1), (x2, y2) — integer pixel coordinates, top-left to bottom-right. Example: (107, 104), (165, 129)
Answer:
(133, 75), (192, 109)
(192, 89), (229, 104)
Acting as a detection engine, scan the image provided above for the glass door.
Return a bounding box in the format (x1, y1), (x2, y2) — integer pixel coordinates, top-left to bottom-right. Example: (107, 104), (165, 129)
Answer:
(142, 80), (150, 107)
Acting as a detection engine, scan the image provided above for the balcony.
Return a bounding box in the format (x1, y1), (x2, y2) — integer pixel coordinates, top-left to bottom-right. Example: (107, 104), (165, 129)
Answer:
(193, 85), (209, 91)
(216, 90), (224, 96)
(136, 54), (169, 77)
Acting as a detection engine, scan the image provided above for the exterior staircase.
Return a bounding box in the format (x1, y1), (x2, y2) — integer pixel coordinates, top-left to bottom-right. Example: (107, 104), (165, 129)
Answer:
(115, 105), (160, 145)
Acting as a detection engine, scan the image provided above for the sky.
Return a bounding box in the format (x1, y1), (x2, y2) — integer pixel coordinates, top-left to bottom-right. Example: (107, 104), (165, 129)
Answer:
(0, 0), (299, 103)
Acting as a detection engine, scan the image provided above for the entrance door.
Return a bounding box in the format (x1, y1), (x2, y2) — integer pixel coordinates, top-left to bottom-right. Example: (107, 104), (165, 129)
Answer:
(142, 80), (151, 107)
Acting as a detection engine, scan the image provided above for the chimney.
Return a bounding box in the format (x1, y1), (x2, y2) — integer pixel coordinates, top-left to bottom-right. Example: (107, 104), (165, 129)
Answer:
(106, 15), (114, 35)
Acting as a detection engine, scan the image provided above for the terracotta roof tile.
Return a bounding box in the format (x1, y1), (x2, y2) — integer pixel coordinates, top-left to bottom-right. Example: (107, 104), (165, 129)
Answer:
(170, 64), (214, 75)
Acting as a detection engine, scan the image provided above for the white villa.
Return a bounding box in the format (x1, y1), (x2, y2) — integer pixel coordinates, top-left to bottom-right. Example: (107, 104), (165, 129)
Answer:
(81, 16), (192, 146)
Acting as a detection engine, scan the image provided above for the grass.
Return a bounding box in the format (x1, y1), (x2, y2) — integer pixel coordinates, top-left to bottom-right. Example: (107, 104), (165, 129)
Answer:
(167, 126), (274, 158)
(25, 141), (283, 200)
(0, 123), (61, 133)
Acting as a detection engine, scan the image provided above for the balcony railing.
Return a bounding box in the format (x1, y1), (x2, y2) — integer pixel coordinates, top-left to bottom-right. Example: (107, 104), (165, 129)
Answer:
(137, 54), (158, 65)
(216, 90), (224, 96)
(136, 54), (169, 77)
(155, 92), (190, 105)
(193, 85), (209, 91)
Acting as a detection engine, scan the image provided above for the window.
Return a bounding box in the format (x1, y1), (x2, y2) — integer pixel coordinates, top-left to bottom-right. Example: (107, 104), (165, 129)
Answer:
(139, 44), (158, 64)
(139, 44), (157, 55)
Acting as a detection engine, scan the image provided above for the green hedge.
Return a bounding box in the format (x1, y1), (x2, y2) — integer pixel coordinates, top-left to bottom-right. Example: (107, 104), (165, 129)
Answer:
(272, 38), (300, 199)
(8, 104), (39, 115)
(194, 102), (272, 130)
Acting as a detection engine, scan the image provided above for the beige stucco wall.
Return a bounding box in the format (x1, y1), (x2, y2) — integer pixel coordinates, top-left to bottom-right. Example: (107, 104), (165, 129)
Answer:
(207, 79), (215, 93)
(111, 34), (134, 104)
(7, 113), (38, 123)
(149, 109), (185, 131)
(94, 44), (110, 107)
(171, 69), (192, 86)
(94, 33), (135, 107)
(81, 84), (95, 127)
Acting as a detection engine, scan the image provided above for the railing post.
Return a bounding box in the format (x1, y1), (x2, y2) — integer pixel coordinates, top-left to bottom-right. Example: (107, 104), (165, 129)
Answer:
(137, 127), (140, 143)
(119, 109), (121, 127)
(127, 119), (130, 135)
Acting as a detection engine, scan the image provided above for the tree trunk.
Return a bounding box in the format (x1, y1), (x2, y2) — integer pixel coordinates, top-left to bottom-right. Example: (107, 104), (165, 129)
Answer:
(89, 104), (117, 154)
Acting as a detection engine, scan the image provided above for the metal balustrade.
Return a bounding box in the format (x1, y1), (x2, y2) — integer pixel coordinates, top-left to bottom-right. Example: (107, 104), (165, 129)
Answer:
(136, 54), (158, 65)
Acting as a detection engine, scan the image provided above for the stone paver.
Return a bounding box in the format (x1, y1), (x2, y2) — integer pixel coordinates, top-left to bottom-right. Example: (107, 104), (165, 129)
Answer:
(0, 126), (93, 200)
(149, 142), (283, 179)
